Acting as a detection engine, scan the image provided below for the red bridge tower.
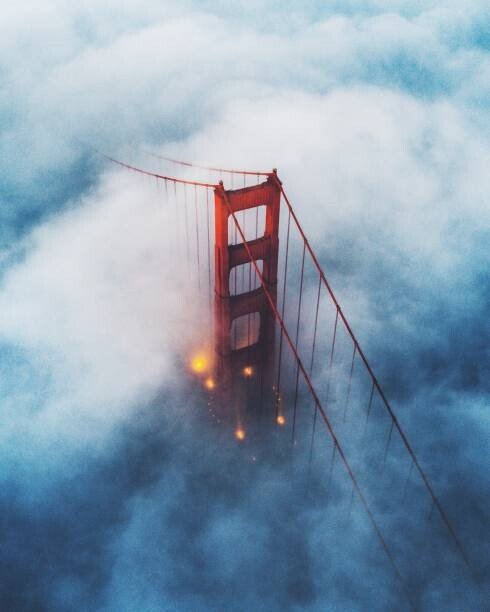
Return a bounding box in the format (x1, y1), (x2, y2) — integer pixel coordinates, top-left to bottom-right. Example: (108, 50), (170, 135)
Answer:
(214, 173), (281, 405)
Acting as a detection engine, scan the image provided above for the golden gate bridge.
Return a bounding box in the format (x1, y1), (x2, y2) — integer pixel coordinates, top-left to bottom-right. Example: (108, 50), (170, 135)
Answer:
(89, 144), (481, 611)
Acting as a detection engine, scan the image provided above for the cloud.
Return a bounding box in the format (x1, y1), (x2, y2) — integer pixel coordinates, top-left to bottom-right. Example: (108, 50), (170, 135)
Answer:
(0, 169), (208, 503)
(0, 1), (489, 610)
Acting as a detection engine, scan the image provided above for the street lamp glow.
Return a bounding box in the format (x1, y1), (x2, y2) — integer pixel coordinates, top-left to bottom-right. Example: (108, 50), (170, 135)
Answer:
(235, 427), (246, 441)
(190, 353), (208, 374)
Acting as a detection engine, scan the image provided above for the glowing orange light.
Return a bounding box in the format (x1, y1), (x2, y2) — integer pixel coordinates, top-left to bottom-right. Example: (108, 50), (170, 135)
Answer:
(190, 354), (208, 374)
(277, 415), (286, 426)
(243, 366), (253, 377)
(235, 427), (246, 441)
(204, 377), (215, 390)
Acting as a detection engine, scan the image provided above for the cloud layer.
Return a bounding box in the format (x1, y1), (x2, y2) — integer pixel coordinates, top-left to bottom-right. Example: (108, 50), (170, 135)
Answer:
(1, 2), (489, 610)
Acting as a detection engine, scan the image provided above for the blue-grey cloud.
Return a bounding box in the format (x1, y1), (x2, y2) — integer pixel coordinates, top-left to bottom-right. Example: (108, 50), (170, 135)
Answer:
(1, 2), (489, 611)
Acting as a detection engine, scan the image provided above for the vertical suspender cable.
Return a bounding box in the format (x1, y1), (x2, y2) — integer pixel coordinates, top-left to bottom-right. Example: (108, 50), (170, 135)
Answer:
(326, 443), (336, 502)
(183, 184), (190, 270)
(254, 180), (260, 292)
(310, 277), (322, 375)
(247, 209), (253, 345)
(365, 379), (375, 434)
(164, 179), (173, 252)
(242, 210), (246, 294)
(325, 308), (339, 407)
(343, 343), (357, 422)
(194, 185), (201, 292)
(292, 242), (306, 443)
(275, 210), (291, 419)
(173, 180), (180, 258)
(206, 187), (212, 335)
(308, 275), (322, 477)
(206, 187), (213, 345)
(382, 418), (395, 470)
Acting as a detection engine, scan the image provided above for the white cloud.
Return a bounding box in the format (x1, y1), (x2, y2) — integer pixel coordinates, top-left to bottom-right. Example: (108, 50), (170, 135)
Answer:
(0, 2), (489, 608)
(0, 169), (210, 501)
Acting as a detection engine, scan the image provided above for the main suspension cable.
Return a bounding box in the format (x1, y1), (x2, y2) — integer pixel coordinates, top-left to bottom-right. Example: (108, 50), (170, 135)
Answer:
(138, 147), (271, 177)
(219, 183), (415, 611)
(278, 181), (476, 580)
(91, 146), (217, 188)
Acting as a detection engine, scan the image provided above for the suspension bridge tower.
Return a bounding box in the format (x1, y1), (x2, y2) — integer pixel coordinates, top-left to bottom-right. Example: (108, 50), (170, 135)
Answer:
(213, 172), (281, 413)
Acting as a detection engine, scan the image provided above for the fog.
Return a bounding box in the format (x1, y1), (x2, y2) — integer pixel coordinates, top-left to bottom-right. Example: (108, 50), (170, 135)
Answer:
(1, 2), (489, 610)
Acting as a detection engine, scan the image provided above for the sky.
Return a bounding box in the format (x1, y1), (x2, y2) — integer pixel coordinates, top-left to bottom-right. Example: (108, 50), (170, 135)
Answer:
(1, 1), (489, 611)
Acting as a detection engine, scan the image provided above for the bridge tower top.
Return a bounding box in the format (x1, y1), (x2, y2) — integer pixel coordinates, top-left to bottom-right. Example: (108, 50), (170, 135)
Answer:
(213, 174), (281, 400)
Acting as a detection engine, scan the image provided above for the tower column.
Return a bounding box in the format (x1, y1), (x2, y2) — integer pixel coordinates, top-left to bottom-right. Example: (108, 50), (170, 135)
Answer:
(214, 174), (281, 406)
